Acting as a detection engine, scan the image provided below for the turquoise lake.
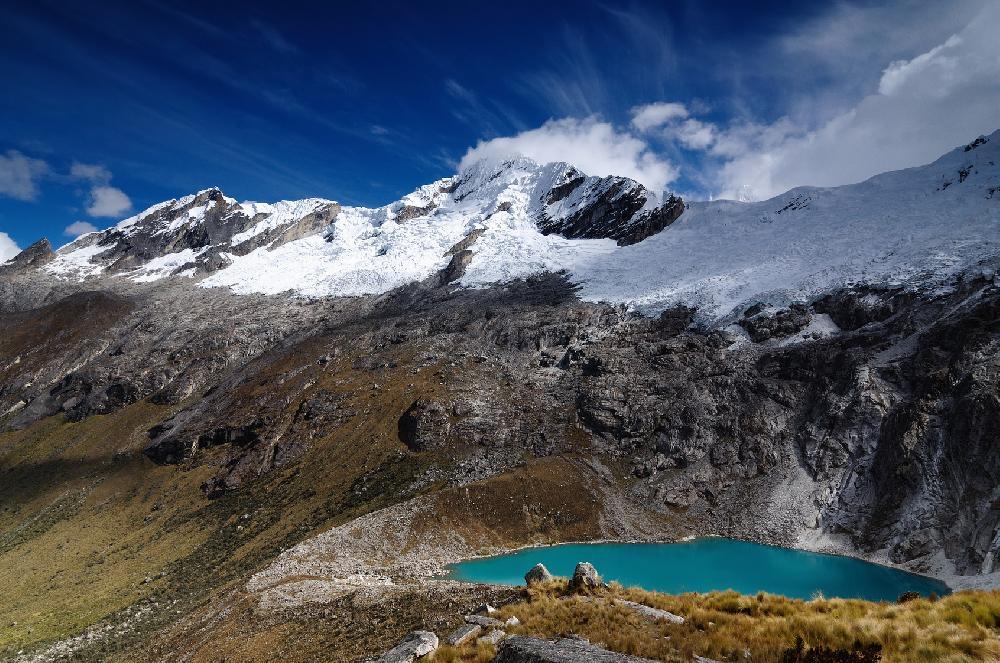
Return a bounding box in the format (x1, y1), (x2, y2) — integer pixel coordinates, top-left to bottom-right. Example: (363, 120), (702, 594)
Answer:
(446, 538), (950, 601)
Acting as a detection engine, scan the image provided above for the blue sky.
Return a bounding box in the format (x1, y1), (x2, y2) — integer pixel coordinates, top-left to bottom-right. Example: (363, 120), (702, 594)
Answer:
(2, 0), (998, 256)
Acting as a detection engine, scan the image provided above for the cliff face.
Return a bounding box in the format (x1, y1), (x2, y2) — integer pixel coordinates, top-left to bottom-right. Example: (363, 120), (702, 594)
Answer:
(3, 262), (997, 583)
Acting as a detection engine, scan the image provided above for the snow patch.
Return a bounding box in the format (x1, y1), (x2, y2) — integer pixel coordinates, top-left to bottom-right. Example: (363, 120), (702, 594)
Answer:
(130, 248), (206, 283)
(45, 242), (109, 280)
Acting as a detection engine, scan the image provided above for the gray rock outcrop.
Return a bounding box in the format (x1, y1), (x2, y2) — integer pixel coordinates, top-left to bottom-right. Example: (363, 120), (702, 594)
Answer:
(446, 624), (482, 646)
(376, 630), (438, 663)
(493, 636), (659, 663)
(478, 628), (506, 645)
(1, 238), (54, 272)
(398, 399), (451, 452)
(524, 563), (554, 585)
(613, 599), (684, 624)
(570, 563), (601, 592)
(465, 614), (503, 628)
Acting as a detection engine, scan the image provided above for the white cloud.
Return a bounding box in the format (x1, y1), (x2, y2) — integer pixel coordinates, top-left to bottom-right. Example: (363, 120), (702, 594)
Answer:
(630, 103), (717, 151)
(64, 220), (99, 237)
(459, 116), (678, 193)
(709, 3), (1000, 200)
(0, 231), (20, 261)
(70, 162), (132, 218)
(673, 118), (717, 151)
(630, 102), (689, 132)
(878, 34), (963, 96)
(0, 150), (48, 201)
(86, 185), (132, 217)
(69, 162), (112, 184)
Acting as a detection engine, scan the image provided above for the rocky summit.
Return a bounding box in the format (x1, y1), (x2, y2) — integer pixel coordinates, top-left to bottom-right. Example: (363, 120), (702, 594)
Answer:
(1, 133), (999, 661)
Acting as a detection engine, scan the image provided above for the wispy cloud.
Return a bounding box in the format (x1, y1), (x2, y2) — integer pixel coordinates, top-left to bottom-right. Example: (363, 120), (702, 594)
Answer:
(69, 162), (112, 184)
(250, 19), (301, 55)
(444, 79), (525, 137)
(515, 25), (609, 117)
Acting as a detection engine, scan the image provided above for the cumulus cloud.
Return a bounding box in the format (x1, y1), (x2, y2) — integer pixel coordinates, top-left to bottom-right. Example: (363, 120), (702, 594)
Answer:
(630, 103), (718, 152)
(0, 150), (48, 201)
(86, 185), (132, 217)
(64, 220), (99, 237)
(672, 118), (717, 151)
(69, 161), (132, 217)
(459, 116), (678, 193)
(709, 4), (1000, 200)
(630, 102), (689, 132)
(0, 231), (20, 261)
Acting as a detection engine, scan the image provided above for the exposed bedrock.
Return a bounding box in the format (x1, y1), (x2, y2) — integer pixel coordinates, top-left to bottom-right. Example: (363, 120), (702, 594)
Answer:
(1, 267), (998, 581)
(536, 171), (685, 246)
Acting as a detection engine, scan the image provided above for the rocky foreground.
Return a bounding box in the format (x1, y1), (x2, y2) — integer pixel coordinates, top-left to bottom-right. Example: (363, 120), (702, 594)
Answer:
(367, 562), (999, 663)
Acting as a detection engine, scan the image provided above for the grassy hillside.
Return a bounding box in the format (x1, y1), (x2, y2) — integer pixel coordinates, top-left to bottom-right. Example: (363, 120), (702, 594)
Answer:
(440, 581), (1000, 663)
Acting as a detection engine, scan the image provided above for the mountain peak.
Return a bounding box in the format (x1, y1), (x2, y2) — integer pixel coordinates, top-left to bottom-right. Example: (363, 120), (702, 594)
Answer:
(0, 237), (54, 272)
(34, 132), (1000, 322)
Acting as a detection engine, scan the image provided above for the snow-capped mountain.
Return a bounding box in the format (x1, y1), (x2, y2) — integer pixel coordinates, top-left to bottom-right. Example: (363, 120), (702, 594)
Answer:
(37, 131), (1000, 320)
(4, 133), (1000, 660)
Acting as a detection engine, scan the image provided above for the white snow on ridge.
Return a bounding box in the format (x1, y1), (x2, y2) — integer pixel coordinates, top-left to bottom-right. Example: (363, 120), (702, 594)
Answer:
(201, 204), (473, 296)
(457, 133), (1000, 319)
(130, 248), (207, 283)
(40, 132), (1000, 321)
(229, 198), (334, 246)
(46, 241), (108, 279)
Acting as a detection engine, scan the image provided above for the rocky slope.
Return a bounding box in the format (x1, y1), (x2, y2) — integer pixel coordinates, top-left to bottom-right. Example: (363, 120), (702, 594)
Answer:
(0, 133), (998, 660)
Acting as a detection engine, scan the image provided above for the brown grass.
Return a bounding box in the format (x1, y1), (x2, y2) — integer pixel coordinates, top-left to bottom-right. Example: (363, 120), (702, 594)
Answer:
(437, 581), (1000, 663)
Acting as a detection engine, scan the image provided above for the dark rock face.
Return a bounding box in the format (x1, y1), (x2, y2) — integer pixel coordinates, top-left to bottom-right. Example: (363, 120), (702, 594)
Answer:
(64, 188), (339, 279)
(536, 175), (685, 246)
(2, 251), (999, 580)
(495, 636), (659, 663)
(813, 287), (914, 331)
(618, 195), (685, 246)
(1, 238), (54, 272)
(739, 303), (811, 342)
(398, 400), (451, 452)
(395, 203), (437, 222)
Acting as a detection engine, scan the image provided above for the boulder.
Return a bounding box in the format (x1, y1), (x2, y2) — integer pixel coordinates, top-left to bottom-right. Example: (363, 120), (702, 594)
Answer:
(613, 599), (684, 624)
(397, 399), (451, 451)
(445, 623), (482, 646)
(569, 562), (601, 592)
(478, 628), (506, 646)
(375, 631), (438, 663)
(493, 636), (659, 662)
(465, 614), (503, 627)
(524, 563), (555, 585)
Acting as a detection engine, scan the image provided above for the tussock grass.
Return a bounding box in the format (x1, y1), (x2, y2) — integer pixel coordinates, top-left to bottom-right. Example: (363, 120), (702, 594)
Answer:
(440, 580), (1000, 662)
(432, 641), (495, 663)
